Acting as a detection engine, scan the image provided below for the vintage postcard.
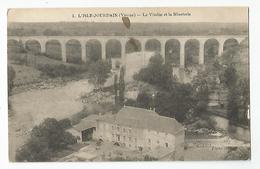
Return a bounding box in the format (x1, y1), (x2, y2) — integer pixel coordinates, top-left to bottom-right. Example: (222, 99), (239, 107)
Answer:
(7, 7), (250, 162)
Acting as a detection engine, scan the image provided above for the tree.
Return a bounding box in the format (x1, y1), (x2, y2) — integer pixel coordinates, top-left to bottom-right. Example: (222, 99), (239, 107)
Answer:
(134, 54), (174, 90)
(16, 118), (76, 162)
(108, 57), (112, 70)
(134, 54), (196, 122)
(155, 83), (195, 122)
(136, 91), (152, 109)
(118, 66), (125, 106)
(227, 87), (240, 122)
(58, 118), (72, 129)
(114, 74), (119, 105)
(227, 78), (249, 125)
(191, 71), (210, 116)
(8, 65), (16, 95)
(16, 137), (50, 162)
(238, 78), (250, 125)
(88, 60), (111, 89)
(223, 65), (238, 89)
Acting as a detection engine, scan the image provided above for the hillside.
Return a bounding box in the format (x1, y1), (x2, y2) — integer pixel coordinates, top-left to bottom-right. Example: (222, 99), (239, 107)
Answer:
(8, 22), (248, 36)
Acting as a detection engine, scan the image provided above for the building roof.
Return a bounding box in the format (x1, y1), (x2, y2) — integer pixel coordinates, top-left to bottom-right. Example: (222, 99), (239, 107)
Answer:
(100, 106), (184, 135)
(73, 114), (99, 132)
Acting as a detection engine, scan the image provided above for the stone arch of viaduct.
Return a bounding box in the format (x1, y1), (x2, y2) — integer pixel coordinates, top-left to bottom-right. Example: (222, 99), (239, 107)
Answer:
(8, 35), (247, 68)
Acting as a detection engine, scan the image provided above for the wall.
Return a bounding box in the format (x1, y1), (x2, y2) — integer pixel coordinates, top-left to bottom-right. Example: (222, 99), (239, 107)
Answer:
(210, 114), (250, 142)
(174, 129), (185, 160)
(125, 51), (154, 82)
(143, 129), (175, 150)
(228, 124), (250, 142)
(210, 115), (229, 130)
(95, 120), (179, 152)
(66, 128), (82, 142)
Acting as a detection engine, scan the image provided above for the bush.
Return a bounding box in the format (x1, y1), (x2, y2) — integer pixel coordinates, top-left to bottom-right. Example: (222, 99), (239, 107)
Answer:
(58, 118), (72, 129)
(125, 98), (137, 107)
(9, 54), (27, 65)
(16, 137), (50, 162)
(225, 147), (250, 160)
(37, 63), (88, 78)
(16, 118), (76, 162)
(62, 132), (77, 145)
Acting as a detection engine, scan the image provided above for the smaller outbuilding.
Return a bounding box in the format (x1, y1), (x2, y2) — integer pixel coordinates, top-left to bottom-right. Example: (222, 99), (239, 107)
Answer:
(67, 114), (99, 142)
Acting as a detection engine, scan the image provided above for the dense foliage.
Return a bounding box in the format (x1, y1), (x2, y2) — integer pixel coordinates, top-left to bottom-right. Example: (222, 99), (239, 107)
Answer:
(118, 67), (126, 106)
(37, 63), (88, 78)
(133, 54), (174, 91)
(16, 118), (76, 162)
(88, 60), (111, 89)
(8, 65), (16, 95)
(134, 54), (210, 122)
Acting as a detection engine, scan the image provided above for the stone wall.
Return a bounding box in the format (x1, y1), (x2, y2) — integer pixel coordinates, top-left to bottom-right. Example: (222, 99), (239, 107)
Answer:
(210, 114), (250, 142)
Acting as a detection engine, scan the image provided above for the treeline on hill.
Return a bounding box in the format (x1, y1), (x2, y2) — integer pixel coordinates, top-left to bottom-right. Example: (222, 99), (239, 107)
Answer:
(8, 22), (248, 36)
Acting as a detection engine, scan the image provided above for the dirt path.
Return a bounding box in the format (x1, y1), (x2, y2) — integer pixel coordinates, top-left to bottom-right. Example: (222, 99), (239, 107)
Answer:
(8, 79), (94, 161)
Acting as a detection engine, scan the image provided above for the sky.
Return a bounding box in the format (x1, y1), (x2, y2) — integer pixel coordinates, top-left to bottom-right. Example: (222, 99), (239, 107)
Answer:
(7, 7), (248, 23)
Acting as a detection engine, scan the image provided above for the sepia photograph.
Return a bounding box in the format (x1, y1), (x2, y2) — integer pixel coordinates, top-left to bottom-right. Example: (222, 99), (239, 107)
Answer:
(7, 7), (250, 162)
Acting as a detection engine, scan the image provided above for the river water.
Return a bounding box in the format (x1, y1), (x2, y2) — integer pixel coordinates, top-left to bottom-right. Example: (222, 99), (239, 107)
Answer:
(9, 79), (94, 161)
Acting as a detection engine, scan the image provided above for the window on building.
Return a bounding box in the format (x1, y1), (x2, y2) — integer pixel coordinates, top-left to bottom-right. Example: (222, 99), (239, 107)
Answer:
(123, 136), (126, 141)
(123, 128), (126, 132)
(117, 135), (120, 142)
(129, 128), (132, 133)
(148, 139), (151, 144)
(112, 125), (114, 130)
(117, 126), (120, 132)
(165, 143), (168, 148)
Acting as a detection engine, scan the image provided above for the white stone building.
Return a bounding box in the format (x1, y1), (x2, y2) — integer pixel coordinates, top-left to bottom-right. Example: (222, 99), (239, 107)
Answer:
(95, 106), (185, 160)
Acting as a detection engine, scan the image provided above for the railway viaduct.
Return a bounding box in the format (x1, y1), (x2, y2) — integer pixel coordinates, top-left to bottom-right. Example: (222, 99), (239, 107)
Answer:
(8, 35), (247, 68)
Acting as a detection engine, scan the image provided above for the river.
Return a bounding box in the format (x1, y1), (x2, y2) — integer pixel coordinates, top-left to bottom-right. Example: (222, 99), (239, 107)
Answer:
(8, 79), (94, 161)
